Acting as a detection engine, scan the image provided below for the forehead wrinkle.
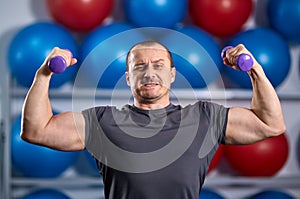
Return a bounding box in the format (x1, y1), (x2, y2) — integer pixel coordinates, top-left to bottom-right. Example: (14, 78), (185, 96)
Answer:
(151, 58), (165, 63)
(131, 48), (169, 57)
(129, 48), (168, 63)
(131, 44), (168, 51)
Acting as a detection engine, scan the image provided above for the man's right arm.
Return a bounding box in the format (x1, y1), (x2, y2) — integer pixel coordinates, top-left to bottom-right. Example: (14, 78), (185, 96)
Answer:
(21, 47), (86, 151)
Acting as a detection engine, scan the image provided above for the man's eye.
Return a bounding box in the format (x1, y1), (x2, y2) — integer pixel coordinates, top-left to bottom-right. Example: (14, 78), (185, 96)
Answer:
(154, 64), (163, 69)
(134, 65), (145, 70)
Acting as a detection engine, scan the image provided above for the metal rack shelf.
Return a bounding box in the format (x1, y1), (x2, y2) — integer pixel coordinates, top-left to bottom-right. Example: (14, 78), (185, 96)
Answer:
(11, 175), (300, 189)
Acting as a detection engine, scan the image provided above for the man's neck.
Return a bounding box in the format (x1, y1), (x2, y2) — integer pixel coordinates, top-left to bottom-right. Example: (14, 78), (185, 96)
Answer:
(134, 100), (170, 110)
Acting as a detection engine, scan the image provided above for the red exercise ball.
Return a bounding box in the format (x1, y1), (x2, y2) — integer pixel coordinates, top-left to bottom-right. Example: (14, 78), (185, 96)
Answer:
(189, 0), (253, 38)
(46, 0), (114, 32)
(223, 134), (289, 176)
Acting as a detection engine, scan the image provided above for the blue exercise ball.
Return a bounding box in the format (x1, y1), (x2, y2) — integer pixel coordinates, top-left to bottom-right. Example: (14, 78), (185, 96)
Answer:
(222, 27), (291, 89)
(123, 0), (187, 28)
(268, 0), (300, 44)
(11, 113), (79, 178)
(79, 22), (148, 89)
(250, 190), (295, 199)
(159, 25), (223, 88)
(7, 22), (79, 88)
(23, 189), (70, 199)
(199, 189), (225, 199)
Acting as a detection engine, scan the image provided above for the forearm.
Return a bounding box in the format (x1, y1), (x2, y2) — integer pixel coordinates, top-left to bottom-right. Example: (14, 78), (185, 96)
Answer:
(21, 64), (53, 141)
(224, 44), (286, 144)
(248, 63), (286, 136)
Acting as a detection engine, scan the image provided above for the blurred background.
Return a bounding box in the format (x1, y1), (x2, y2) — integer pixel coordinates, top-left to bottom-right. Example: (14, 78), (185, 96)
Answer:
(1, 0), (300, 198)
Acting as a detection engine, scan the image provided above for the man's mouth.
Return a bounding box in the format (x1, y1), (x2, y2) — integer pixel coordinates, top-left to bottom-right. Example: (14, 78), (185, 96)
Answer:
(143, 82), (159, 86)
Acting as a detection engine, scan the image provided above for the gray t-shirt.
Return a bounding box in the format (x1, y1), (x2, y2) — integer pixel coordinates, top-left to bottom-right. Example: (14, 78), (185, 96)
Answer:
(82, 101), (229, 199)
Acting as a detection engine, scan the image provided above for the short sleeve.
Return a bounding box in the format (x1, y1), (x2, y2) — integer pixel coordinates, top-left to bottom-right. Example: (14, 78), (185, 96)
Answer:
(81, 107), (106, 149)
(201, 101), (229, 145)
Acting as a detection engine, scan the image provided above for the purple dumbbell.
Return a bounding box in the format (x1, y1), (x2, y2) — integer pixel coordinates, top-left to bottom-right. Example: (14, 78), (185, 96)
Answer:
(221, 46), (253, 71)
(48, 56), (67, 74)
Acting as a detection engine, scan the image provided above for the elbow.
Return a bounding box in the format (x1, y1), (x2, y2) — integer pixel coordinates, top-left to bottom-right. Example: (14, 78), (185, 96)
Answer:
(20, 125), (41, 144)
(277, 123), (287, 136)
(275, 118), (287, 136)
(20, 118), (31, 142)
(20, 129), (34, 143)
(20, 117), (42, 144)
(268, 123), (286, 138)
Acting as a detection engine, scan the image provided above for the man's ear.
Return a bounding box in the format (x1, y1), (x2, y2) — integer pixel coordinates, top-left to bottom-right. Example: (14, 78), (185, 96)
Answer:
(125, 71), (131, 86)
(171, 67), (176, 83)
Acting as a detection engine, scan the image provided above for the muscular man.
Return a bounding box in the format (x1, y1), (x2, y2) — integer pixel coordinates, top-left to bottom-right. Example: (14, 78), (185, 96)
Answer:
(21, 41), (286, 199)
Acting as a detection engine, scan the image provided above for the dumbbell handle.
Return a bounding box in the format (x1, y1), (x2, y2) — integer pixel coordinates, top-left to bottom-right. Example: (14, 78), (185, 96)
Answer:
(221, 46), (253, 71)
(48, 56), (67, 74)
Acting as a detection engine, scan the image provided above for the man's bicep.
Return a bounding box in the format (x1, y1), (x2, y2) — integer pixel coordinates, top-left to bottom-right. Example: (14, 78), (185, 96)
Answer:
(46, 112), (86, 151)
(225, 107), (268, 145)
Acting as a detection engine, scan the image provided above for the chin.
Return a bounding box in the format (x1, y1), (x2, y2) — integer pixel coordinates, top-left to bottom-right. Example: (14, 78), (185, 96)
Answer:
(142, 92), (160, 100)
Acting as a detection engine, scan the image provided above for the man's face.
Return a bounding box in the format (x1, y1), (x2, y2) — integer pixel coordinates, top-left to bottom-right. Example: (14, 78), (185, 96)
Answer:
(126, 45), (176, 103)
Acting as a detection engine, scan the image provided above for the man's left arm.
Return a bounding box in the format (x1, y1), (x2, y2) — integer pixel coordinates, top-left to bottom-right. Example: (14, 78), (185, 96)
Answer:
(223, 44), (286, 144)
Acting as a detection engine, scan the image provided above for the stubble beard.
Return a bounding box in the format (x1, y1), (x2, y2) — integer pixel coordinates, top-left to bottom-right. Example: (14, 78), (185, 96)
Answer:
(134, 85), (170, 105)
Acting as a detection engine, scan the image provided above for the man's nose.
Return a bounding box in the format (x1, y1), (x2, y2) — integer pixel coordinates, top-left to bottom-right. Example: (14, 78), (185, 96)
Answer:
(144, 65), (156, 78)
